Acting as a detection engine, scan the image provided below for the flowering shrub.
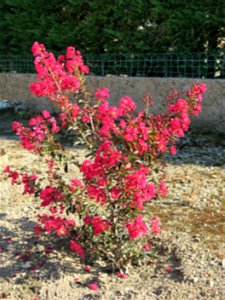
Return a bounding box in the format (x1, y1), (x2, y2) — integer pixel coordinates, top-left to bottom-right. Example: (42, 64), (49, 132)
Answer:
(4, 42), (207, 271)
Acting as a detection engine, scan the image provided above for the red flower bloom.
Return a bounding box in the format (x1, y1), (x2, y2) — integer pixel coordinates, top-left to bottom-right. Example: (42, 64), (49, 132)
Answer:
(126, 215), (148, 239)
(115, 271), (126, 279)
(87, 282), (99, 291)
(150, 215), (161, 234)
(94, 87), (109, 101)
(70, 240), (85, 259)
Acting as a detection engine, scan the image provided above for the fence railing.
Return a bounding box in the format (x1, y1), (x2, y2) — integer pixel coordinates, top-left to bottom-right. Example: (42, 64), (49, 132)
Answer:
(0, 53), (224, 78)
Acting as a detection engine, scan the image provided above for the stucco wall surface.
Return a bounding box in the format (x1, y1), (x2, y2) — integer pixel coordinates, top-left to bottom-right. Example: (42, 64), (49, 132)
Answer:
(0, 73), (224, 133)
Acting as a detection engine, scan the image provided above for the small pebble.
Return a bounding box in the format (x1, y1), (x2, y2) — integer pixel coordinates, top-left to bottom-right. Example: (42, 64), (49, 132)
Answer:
(222, 259), (225, 268)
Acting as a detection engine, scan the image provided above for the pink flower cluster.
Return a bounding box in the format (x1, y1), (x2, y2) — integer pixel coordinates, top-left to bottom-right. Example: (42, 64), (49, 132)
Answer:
(84, 216), (111, 236)
(37, 214), (76, 237)
(21, 173), (38, 195)
(81, 141), (122, 181)
(94, 87), (110, 101)
(123, 166), (155, 210)
(150, 215), (161, 234)
(70, 240), (85, 259)
(30, 42), (89, 129)
(12, 111), (60, 153)
(3, 166), (19, 185)
(4, 166), (38, 194)
(30, 42), (89, 100)
(126, 215), (148, 239)
(40, 186), (64, 207)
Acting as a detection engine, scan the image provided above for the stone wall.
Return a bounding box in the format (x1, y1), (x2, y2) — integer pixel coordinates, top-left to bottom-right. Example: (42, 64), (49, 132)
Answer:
(0, 73), (224, 132)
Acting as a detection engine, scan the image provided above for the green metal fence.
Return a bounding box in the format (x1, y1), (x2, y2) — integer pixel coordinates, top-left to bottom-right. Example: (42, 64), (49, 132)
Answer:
(0, 53), (224, 78)
(0, 55), (34, 74)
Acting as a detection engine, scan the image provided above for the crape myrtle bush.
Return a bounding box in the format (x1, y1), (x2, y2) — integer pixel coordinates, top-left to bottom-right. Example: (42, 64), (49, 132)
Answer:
(4, 42), (207, 271)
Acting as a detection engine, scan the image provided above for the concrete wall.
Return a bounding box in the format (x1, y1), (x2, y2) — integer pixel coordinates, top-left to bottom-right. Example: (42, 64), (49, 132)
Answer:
(0, 73), (225, 133)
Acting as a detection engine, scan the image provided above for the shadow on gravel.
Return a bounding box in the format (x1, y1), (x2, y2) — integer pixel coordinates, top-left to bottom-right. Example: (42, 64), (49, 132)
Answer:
(166, 249), (184, 282)
(0, 213), (7, 220)
(0, 214), (85, 285)
(164, 132), (225, 167)
(0, 213), (188, 292)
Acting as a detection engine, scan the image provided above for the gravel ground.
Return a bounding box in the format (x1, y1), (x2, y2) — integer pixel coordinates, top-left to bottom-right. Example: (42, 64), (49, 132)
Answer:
(0, 112), (225, 300)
